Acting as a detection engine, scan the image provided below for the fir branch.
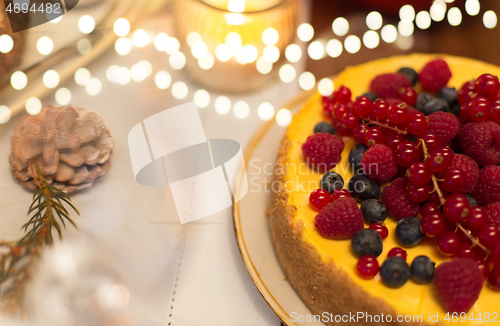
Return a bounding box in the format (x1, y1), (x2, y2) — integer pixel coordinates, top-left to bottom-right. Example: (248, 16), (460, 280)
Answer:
(0, 164), (79, 311)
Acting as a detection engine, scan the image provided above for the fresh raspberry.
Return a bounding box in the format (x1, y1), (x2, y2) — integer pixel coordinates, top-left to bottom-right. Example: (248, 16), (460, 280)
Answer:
(447, 154), (479, 194)
(302, 133), (345, 172)
(370, 73), (411, 99)
(381, 178), (421, 220)
(471, 165), (500, 206)
(426, 112), (459, 145)
(486, 201), (500, 226)
(360, 144), (398, 182)
(458, 121), (500, 166)
(433, 258), (483, 313)
(314, 197), (364, 239)
(419, 59), (452, 93)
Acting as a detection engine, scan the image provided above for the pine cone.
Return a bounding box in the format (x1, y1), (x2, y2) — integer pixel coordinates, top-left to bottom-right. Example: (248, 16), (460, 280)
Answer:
(10, 106), (115, 193)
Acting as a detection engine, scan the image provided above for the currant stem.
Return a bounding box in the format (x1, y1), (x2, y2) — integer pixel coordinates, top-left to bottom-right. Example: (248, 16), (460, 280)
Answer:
(363, 118), (408, 135)
(457, 224), (491, 255)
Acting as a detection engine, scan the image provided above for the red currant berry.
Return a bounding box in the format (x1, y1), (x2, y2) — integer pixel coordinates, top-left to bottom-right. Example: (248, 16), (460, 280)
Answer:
(363, 127), (385, 147)
(332, 118), (352, 137)
(398, 87), (418, 106)
(383, 130), (404, 151)
(394, 141), (420, 167)
(478, 224), (500, 250)
(341, 112), (360, 129)
(353, 124), (368, 143)
(405, 111), (427, 135)
(353, 96), (373, 116)
(416, 133), (442, 157)
(369, 223), (388, 240)
(464, 207), (486, 231)
(331, 188), (351, 201)
(441, 168), (466, 193)
(334, 86), (352, 104)
(421, 213), (448, 237)
(428, 183), (449, 203)
(458, 80), (477, 105)
(420, 201), (442, 218)
(466, 97), (492, 122)
(357, 255), (380, 279)
(388, 103), (410, 124)
(475, 73), (500, 99)
(333, 103), (350, 120)
(437, 232), (461, 256)
(443, 193), (470, 223)
(488, 266), (500, 291)
(323, 97), (334, 118)
(372, 99), (390, 119)
(407, 183), (431, 203)
(425, 147), (454, 173)
(309, 189), (331, 211)
(407, 162), (432, 187)
(387, 247), (407, 260)
(491, 242), (500, 265)
(489, 100), (500, 124)
(477, 259), (491, 279)
(457, 244), (477, 259)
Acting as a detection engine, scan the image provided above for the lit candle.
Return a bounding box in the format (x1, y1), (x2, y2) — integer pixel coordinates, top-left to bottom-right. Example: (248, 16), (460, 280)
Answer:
(175, 0), (298, 92)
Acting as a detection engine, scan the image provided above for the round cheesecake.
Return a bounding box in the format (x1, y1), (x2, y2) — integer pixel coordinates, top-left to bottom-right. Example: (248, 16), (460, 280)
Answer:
(269, 54), (499, 326)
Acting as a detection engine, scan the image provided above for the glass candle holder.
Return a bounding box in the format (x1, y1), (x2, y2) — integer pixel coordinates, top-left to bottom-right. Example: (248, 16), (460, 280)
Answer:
(175, 0), (298, 93)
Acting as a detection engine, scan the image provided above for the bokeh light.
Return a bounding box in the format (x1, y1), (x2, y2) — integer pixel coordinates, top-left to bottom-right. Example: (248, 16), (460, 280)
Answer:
(115, 38), (132, 56)
(344, 35), (361, 54)
(242, 45), (258, 63)
(55, 88), (72, 105)
(285, 44), (302, 63)
(399, 5), (416, 22)
(447, 7), (462, 26)
(363, 30), (380, 49)
(398, 21), (414, 36)
(86, 78), (102, 96)
(198, 52), (215, 70)
(256, 57), (272, 74)
(233, 101), (250, 119)
(133, 29), (149, 47)
(74, 68), (91, 86)
(172, 81), (188, 99)
(326, 39), (342, 57)
(276, 108), (292, 127)
(194, 89), (210, 108)
(37, 36), (54, 55)
(0, 34), (14, 54)
(297, 23), (314, 42)
(262, 27), (279, 46)
(0, 106), (11, 124)
(257, 102), (275, 121)
(263, 45), (280, 63)
(332, 17), (349, 36)
(308, 41), (325, 60)
(215, 96), (231, 115)
(26, 97), (42, 115)
(117, 67), (131, 85)
(430, 1), (446, 22)
(187, 31), (202, 47)
(154, 33), (169, 51)
(465, 0), (480, 16)
(416, 11), (432, 29)
(165, 37), (180, 55)
(76, 37), (92, 55)
(114, 18), (130, 37)
(381, 24), (398, 43)
(318, 78), (334, 96)
(279, 64), (296, 83)
(11, 71), (28, 90)
(191, 41), (208, 59)
(169, 51), (186, 70)
(155, 71), (171, 89)
(43, 70), (60, 89)
(78, 15), (95, 34)
(216, 44), (232, 62)
(366, 11), (383, 30)
(298, 71), (316, 91)
(483, 10), (498, 29)
(131, 63), (147, 82)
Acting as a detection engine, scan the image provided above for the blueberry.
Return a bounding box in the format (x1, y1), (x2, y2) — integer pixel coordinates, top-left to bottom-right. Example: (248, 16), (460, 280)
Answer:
(395, 217), (425, 247)
(437, 87), (458, 108)
(360, 199), (387, 224)
(410, 255), (435, 284)
(348, 143), (369, 174)
(421, 98), (449, 116)
(465, 194), (478, 207)
(362, 92), (377, 103)
(347, 174), (381, 201)
(398, 67), (418, 86)
(314, 121), (336, 135)
(351, 228), (383, 258)
(450, 102), (461, 116)
(415, 93), (435, 112)
(320, 171), (344, 194)
(380, 257), (411, 288)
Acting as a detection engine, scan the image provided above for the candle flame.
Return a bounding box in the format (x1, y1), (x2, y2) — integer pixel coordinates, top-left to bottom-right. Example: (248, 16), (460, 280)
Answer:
(228, 0), (245, 13)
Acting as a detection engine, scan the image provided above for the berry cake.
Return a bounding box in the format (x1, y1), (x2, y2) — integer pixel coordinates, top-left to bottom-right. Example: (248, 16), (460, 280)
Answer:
(269, 54), (500, 326)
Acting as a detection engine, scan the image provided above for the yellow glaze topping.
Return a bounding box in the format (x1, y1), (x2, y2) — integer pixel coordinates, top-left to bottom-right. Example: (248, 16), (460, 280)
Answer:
(285, 54), (500, 325)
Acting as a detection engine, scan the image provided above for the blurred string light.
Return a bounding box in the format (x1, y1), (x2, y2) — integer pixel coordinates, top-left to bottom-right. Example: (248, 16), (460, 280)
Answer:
(318, 78), (334, 96)
(363, 30), (380, 49)
(194, 89), (210, 108)
(198, 52), (215, 70)
(399, 5), (416, 22)
(55, 88), (72, 105)
(11, 71), (27, 90)
(447, 7), (462, 26)
(154, 70), (171, 89)
(257, 102), (275, 121)
(395, 35), (414, 50)
(263, 45), (280, 63)
(416, 11), (432, 29)
(165, 37), (180, 54)
(26, 97), (42, 115)
(154, 33), (169, 51)
(131, 63), (148, 82)
(225, 32), (242, 55)
(276, 108), (292, 127)
(43, 70), (60, 89)
(78, 15), (95, 34)
(256, 56), (272, 74)
(172, 81), (188, 99)
(115, 38), (132, 56)
(366, 11), (383, 30)
(242, 45), (258, 63)
(344, 35), (361, 54)
(285, 44), (302, 63)
(430, 0), (447, 22)
(233, 101), (250, 119)
(191, 41), (208, 59)
(398, 21), (414, 36)
(332, 17), (349, 36)
(465, 0), (480, 16)
(37, 36), (53, 55)
(86, 78), (102, 96)
(279, 64), (296, 83)
(76, 38), (92, 55)
(187, 31), (202, 47)
(133, 29), (149, 47)
(262, 27), (279, 45)
(215, 96), (231, 115)
(298, 72), (315, 91)
(169, 51), (186, 70)
(216, 44), (232, 62)
(307, 40), (325, 60)
(0, 105), (11, 124)
(326, 39), (342, 57)
(117, 67), (131, 85)
(114, 18), (130, 37)
(483, 10), (498, 29)
(297, 23), (314, 42)
(0, 34), (14, 53)
(74, 68), (91, 86)
(381, 24), (398, 43)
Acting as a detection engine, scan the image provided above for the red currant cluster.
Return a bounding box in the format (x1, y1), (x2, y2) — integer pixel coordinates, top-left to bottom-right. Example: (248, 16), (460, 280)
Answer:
(458, 74), (500, 123)
(309, 188), (351, 211)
